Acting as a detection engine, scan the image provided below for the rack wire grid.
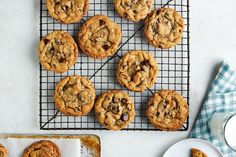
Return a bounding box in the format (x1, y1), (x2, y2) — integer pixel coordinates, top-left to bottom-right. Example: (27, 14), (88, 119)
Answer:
(39, 0), (190, 131)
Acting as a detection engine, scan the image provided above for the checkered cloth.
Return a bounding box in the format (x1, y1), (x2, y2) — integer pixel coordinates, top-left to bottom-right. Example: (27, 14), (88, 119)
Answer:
(189, 61), (236, 157)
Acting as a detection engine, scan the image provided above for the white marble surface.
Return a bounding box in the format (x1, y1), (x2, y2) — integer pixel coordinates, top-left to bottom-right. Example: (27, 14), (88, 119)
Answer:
(0, 0), (236, 157)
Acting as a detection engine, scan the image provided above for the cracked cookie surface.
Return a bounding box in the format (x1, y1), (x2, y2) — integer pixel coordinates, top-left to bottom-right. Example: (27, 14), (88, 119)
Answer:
(78, 15), (122, 59)
(117, 50), (158, 92)
(46, 0), (89, 24)
(146, 90), (189, 131)
(0, 144), (7, 157)
(144, 8), (184, 49)
(114, 0), (154, 22)
(54, 75), (96, 116)
(22, 140), (61, 157)
(38, 31), (78, 73)
(95, 90), (135, 130)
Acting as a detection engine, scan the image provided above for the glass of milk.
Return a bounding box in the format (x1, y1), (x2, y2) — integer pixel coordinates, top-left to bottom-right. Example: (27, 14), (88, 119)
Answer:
(208, 112), (236, 151)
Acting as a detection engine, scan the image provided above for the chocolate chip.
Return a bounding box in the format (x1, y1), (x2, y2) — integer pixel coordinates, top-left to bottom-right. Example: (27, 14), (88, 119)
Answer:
(113, 107), (119, 113)
(74, 106), (81, 111)
(44, 39), (50, 45)
(116, 120), (122, 126)
(121, 113), (129, 121)
(77, 94), (85, 103)
(59, 57), (66, 63)
(49, 51), (56, 56)
(108, 105), (119, 114)
(162, 101), (167, 107)
(123, 13), (128, 18)
(151, 22), (159, 34)
(49, 46), (55, 51)
(133, 10), (137, 14)
(156, 10), (161, 15)
(49, 47), (55, 55)
(141, 60), (150, 66)
(99, 20), (106, 26)
(52, 64), (57, 68)
(121, 98), (127, 103)
(63, 84), (71, 91)
(102, 45), (109, 51)
(107, 105), (113, 111)
(124, 2), (131, 7)
(112, 97), (119, 103)
(62, 5), (69, 11)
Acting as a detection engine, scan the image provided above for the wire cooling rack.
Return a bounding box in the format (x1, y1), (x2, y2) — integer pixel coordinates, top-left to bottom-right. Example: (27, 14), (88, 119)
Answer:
(39, 0), (190, 131)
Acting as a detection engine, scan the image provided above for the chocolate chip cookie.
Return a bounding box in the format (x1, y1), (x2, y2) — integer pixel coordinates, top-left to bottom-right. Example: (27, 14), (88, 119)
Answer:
(54, 75), (96, 116)
(78, 15), (122, 59)
(191, 148), (208, 157)
(38, 31), (78, 73)
(114, 0), (154, 22)
(94, 90), (135, 130)
(0, 144), (7, 157)
(117, 50), (158, 92)
(22, 140), (61, 157)
(46, 0), (89, 24)
(144, 8), (184, 49)
(146, 90), (189, 131)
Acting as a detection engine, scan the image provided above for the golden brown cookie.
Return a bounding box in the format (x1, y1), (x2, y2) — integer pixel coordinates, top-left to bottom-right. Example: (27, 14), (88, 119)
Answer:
(114, 0), (154, 22)
(22, 140), (61, 157)
(38, 31), (78, 73)
(46, 0), (89, 24)
(146, 90), (189, 131)
(0, 144), (7, 157)
(54, 75), (96, 116)
(191, 148), (208, 157)
(117, 50), (158, 92)
(144, 8), (184, 49)
(94, 90), (135, 130)
(78, 15), (122, 59)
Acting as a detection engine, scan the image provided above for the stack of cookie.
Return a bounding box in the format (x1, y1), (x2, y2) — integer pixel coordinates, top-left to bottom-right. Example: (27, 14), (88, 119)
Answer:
(37, 0), (189, 131)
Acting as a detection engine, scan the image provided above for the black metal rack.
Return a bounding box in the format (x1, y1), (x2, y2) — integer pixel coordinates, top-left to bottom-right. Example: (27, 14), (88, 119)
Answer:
(39, 0), (190, 131)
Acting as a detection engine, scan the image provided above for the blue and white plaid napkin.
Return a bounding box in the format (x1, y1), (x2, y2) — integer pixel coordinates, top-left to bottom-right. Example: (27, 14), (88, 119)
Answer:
(189, 61), (236, 157)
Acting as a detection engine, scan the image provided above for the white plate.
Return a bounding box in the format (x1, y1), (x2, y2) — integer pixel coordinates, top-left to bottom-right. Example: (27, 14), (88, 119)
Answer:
(163, 138), (223, 157)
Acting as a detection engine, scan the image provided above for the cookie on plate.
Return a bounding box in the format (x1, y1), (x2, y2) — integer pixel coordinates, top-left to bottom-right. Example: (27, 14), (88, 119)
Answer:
(38, 31), (78, 73)
(22, 140), (61, 157)
(94, 90), (135, 130)
(146, 90), (189, 131)
(78, 15), (122, 59)
(191, 148), (208, 157)
(54, 75), (96, 116)
(46, 0), (89, 24)
(0, 144), (7, 157)
(117, 50), (158, 92)
(114, 0), (154, 22)
(144, 8), (184, 49)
